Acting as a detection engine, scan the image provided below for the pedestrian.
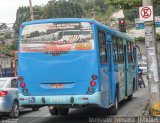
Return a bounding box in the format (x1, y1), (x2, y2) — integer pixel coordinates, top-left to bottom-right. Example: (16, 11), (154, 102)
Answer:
(138, 66), (145, 88)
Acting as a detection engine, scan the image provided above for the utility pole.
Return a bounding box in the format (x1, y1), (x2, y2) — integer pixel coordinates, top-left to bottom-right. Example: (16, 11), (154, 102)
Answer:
(29, 0), (34, 20)
(142, 0), (160, 116)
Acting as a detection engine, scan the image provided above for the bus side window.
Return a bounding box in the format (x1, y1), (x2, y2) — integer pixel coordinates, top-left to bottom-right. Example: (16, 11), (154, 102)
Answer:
(98, 30), (107, 64)
(131, 42), (135, 63)
(112, 37), (118, 63)
(117, 38), (124, 63)
(128, 42), (134, 63)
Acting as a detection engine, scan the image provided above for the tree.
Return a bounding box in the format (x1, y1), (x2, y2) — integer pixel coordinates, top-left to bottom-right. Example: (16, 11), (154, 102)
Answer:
(104, 0), (142, 9)
(4, 33), (12, 39)
(33, 5), (45, 20)
(0, 37), (4, 41)
(155, 5), (160, 16)
(0, 23), (8, 30)
(13, 7), (30, 34)
(105, 0), (160, 10)
(13, 6), (44, 34)
(0, 45), (14, 57)
(95, 0), (106, 12)
(10, 40), (18, 51)
(43, 1), (84, 18)
(124, 8), (139, 21)
(124, 3), (160, 21)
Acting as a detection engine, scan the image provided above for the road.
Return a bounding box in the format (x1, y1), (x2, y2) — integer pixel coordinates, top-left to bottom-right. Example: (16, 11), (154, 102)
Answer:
(1, 76), (149, 123)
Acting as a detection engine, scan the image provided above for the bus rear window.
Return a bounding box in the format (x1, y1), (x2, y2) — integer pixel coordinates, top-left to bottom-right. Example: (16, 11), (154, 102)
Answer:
(20, 22), (94, 52)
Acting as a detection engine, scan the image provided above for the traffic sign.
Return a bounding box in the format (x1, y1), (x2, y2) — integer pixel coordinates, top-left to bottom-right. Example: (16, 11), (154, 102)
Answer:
(139, 6), (153, 21)
(135, 23), (144, 30)
(155, 22), (160, 28)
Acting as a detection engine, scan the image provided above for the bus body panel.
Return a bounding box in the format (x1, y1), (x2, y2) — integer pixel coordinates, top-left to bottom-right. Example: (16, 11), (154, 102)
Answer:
(18, 52), (99, 96)
(100, 65), (111, 108)
(127, 63), (136, 95)
(19, 92), (102, 107)
(114, 64), (126, 101)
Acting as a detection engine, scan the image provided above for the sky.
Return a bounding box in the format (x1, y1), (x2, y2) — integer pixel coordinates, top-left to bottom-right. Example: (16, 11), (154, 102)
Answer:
(0, 0), (51, 24)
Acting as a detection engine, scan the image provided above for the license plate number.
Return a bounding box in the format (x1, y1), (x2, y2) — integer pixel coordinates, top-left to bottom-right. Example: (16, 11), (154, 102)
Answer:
(51, 84), (64, 88)
(50, 97), (66, 103)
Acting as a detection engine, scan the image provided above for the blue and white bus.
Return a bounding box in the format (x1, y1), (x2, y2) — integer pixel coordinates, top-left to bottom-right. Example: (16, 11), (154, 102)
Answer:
(18, 18), (138, 115)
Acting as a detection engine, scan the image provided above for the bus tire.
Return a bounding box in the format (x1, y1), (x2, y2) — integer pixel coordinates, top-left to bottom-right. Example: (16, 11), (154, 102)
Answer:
(133, 78), (136, 92)
(59, 108), (69, 115)
(49, 107), (58, 115)
(128, 94), (133, 101)
(109, 90), (119, 115)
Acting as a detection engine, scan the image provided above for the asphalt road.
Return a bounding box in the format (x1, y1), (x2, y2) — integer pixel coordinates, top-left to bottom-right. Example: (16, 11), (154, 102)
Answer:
(0, 76), (149, 123)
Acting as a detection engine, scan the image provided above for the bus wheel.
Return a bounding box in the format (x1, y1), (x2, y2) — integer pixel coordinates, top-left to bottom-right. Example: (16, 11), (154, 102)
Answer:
(49, 106), (58, 115)
(109, 91), (119, 115)
(128, 94), (133, 101)
(58, 108), (69, 115)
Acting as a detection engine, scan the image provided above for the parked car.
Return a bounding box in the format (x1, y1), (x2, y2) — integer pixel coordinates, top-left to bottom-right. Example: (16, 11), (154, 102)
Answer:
(0, 77), (40, 118)
(139, 63), (147, 74)
(0, 77), (19, 118)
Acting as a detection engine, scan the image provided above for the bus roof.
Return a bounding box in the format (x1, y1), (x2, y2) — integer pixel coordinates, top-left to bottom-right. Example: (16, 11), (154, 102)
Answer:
(21, 18), (134, 42)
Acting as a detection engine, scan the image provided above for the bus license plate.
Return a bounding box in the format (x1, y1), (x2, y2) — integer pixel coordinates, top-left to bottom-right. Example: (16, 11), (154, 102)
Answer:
(51, 84), (64, 88)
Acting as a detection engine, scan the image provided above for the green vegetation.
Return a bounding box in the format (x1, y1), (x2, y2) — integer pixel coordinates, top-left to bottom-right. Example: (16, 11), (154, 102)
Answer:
(0, 23), (7, 30)
(12, 0), (160, 33)
(0, 45), (14, 57)
(157, 33), (160, 41)
(13, 6), (44, 34)
(13, 0), (118, 34)
(0, 36), (5, 41)
(4, 33), (12, 39)
(43, 1), (84, 18)
(135, 36), (145, 42)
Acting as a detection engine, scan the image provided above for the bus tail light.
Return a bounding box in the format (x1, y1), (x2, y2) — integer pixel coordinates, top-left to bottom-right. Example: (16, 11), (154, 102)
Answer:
(92, 74), (97, 80)
(18, 76), (29, 95)
(20, 82), (25, 88)
(88, 86), (94, 92)
(23, 88), (28, 94)
(19, 98), (24, 100)
(90, 81), (96, 86)
(18, 76), (24, 82)
(0, 91), (8, 97)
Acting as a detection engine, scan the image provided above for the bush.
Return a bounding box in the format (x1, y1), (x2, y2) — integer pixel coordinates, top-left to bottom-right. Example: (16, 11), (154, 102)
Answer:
(0, 45), (14, 57)
(5, 33), (12, 39)
(135, 36), (145, 42)
(156, 33), (160, 41)
(0, 36), (5, 41)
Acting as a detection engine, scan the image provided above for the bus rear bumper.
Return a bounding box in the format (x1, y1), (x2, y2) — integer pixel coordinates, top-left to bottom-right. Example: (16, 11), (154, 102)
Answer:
(19, 92), (102, 107)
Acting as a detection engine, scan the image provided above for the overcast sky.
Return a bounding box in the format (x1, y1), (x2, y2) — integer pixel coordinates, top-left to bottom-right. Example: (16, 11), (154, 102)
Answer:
(0, 0), (50, 24)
